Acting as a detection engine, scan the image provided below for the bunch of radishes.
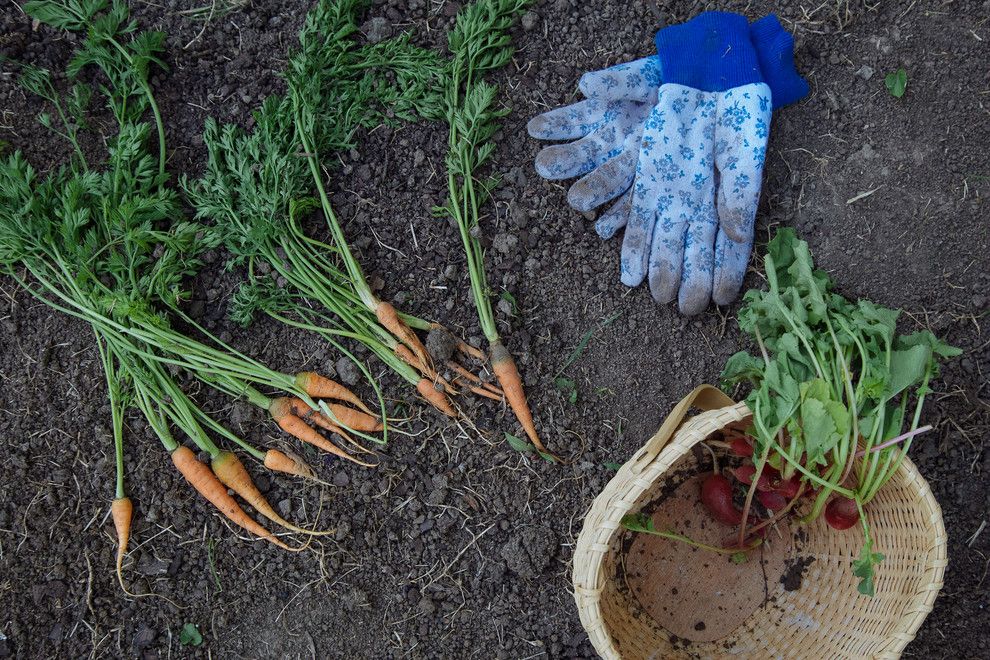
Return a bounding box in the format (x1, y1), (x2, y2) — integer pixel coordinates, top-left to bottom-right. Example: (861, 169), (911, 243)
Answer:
(700, 427), (860, 551)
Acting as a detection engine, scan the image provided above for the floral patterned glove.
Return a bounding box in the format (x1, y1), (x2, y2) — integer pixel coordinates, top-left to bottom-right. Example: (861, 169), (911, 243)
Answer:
(529, 14), (808, 315)
(619, 12), (773, 315)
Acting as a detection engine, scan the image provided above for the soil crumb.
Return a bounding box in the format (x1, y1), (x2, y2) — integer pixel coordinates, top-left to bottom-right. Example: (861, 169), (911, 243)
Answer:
(781, 556), (815, 592)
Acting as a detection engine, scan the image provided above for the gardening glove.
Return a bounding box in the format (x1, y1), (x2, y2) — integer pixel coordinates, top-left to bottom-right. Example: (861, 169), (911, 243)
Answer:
(616, 12), (775, 315)
(528, 15), (806, 229)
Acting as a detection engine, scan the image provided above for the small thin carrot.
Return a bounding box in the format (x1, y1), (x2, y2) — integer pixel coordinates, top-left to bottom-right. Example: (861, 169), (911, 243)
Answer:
(490, 340), (554, 459)
(170, 446), (297, 550)
(295, 371), (374, 416)
(447, 360), (482, 384)
(455, 380), (504, 401)
(270, 398), (376, 467)
(264, 449), (317, 480)
(111, 496), (133, 589)
(211, 451), (332, 536)
(417, 378), (457, 417)
(377, 301), (431, 371)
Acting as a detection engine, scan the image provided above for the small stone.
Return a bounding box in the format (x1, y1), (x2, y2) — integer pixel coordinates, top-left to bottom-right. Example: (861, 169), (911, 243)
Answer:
(333, 471), (350, 488)
(855, 65), (875, 80)
(362, 17), (391, 44)
(335, 357), (361, 385)
(521, 11), (539, 31)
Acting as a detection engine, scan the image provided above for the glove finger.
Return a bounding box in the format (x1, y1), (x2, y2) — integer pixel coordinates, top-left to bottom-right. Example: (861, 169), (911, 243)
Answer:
(646, 208), (689, 304)
(619, 181), (658, 288)
(677, 193), (718, 316)
(534, 119), (628, 180)
(595, 189), (632, 239)
(567, 149), (636, 212)
(712, 229), (753, 306)
(578, 56), (662, 104)
(527, 99), (609, 140)
(714, 84), (772, 243)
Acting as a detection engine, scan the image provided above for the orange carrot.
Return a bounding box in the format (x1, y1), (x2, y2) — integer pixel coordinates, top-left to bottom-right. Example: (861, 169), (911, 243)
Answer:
(264, 449), (316, 480)
(170, 445), (296, 550)
(295, 371), (374, 416)
(417, 378), (457, 417)
(282, 397), (372, 455)
(322, 402), (383, 432)
(111, 496), (133, 589)
(211, 451), (331, 536)
(490, 340), (553, 458)
(377, 302), (432, 371)
(269, 398), (376, 467)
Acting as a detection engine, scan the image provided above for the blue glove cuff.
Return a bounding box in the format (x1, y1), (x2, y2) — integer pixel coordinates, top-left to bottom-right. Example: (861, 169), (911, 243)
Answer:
(654, 12), (763, 92)
(750, 15), (809, 108)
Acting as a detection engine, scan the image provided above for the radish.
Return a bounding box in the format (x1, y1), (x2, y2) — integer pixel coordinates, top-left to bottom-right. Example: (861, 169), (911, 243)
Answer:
(732, 465), (774, 492)
(757, 490), (788, 511)
(824, 497), (860, 530)
(729, 436), (753, 457)
(701, 474), (743, 526)
(775, 475), (801, 499)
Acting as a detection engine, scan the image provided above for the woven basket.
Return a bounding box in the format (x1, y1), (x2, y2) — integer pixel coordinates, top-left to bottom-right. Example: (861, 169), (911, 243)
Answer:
(573, 385), (946, 659)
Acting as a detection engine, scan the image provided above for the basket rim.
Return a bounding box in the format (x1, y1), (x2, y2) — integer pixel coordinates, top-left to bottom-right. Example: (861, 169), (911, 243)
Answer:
(571, 400), (947, 660)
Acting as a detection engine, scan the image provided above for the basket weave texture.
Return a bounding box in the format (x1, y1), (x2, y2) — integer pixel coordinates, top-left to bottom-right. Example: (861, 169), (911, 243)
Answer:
(573, 394), (946, 660)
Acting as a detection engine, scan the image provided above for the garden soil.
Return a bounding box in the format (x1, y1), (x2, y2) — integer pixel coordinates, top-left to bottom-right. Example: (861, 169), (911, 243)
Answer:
(1, 0), (988, 657)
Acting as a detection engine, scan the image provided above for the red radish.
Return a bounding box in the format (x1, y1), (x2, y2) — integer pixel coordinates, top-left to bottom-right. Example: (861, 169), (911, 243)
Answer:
(775, 475), (801, 499)
(701, 474), (742, 526)
(732, 465), (774, 492)
(824, 497), (860, 530)
(729, 436), (753, 457)
(758, 490), (788, 511)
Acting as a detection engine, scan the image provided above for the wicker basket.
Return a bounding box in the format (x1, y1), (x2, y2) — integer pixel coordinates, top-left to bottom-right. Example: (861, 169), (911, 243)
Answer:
(573, 385), (946, 659)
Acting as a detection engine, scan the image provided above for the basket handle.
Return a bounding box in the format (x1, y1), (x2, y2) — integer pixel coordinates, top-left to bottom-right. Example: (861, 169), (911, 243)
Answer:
(629, 385), (736, 473)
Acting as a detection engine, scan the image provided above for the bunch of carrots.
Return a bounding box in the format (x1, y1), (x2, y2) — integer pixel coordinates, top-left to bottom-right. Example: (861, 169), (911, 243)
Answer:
(3, 0), (551, 590)
(4, 0), (408, 586)
(186, 0), (546, 448)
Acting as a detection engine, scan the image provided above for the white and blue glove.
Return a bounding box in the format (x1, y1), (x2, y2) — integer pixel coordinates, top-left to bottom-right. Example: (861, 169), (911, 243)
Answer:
(529, 14), (808, 315)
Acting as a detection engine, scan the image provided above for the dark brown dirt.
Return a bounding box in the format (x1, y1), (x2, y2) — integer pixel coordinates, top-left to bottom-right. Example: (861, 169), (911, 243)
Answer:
(2, 0), (989, 658)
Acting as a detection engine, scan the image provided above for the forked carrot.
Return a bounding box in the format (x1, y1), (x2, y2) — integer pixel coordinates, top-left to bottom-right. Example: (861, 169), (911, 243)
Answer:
(377, 301), (432, 371)
(295, 371), (374, 416)
(211, 451), (332, 536)
(111, 496), (133, 589)
(417, 378), (457, 417)
(170, 445), (297, 550)
(269, 397), (376, 467)
(264, 449), (317, 480)
(490, 340), (553, 458)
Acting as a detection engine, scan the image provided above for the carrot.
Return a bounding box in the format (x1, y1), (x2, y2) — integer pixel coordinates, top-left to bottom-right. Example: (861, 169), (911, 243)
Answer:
(417, 378), (458, 417)
(295, 371), (374, 416)
(322, 402), (383, 432)
(111, 496), (133, 589)
(429, 323), (486, 361)
(211, 451), (332, 536)
(490, 340), (553, 459)
(377, 301), (431, 371)
(282, 397), (373, 455)
(264, 449), (317, 480)
(171, 446), (297, 550)
(269, 397), (376, 467)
